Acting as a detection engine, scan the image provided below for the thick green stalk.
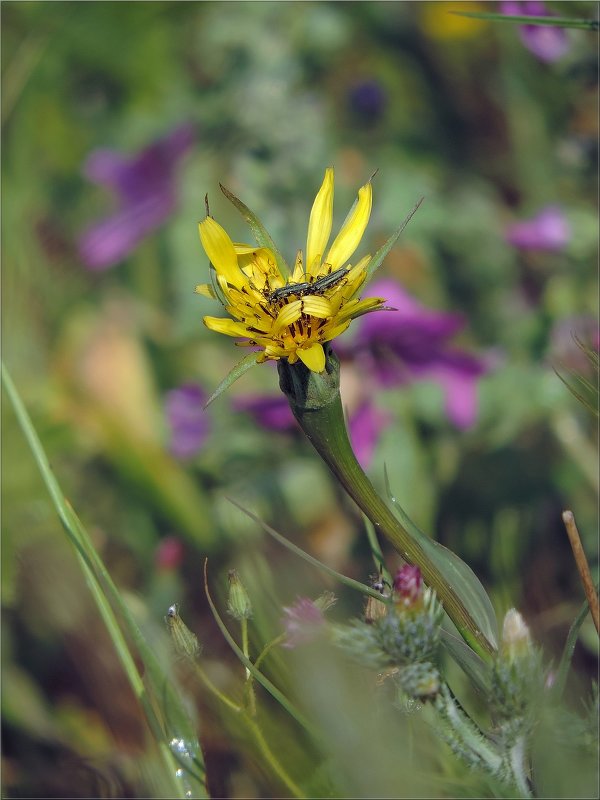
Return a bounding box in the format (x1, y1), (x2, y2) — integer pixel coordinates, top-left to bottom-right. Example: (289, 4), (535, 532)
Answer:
(278, 349), (494, 660)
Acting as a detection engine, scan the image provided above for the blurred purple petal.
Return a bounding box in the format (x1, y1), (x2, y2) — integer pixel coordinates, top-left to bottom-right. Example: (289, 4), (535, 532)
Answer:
(505, 206), (571, 252)
(500, 1), (570, 62)
(79, 194), (176, 270)
(165, 383), (210, 460)
(351, 279), (487, 428)
(281, 598), (325, 649)
(79, 122), (195, 271)
(348, 401), (393, 469)
(232, 394), (296, 432)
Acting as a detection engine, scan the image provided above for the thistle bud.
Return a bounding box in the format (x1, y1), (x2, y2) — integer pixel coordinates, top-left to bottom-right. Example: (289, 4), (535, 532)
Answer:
(491, 608), (542, 726)
(227, 569), (253, 620)
(500, 608), (532, 662)
(393, 564), (423, 609)
(165, 604), (201, 660)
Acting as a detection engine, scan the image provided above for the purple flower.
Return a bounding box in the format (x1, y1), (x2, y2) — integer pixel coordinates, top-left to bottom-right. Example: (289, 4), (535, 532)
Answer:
(232, 394), (297, 432)
(281, 597), (326, 649)
(165, 383), (210, 460)
(500, 1), (570, 62)
(505, 205), (571, 252)
(348, 401), (393, 469)
(348, 79), (387, 122)
(79, 123), (195, 270)
(350, 280), (487, 429)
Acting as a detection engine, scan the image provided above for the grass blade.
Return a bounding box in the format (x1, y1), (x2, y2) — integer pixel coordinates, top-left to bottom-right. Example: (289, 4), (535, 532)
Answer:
(2, 361), (208, 799)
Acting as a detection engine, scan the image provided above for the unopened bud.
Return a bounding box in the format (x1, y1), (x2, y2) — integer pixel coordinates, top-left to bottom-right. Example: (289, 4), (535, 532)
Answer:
(501, 608), (532, 662)
(393, 564), (423, 608)
(227, 570), (253, 620)
(165, 604), (201, 660)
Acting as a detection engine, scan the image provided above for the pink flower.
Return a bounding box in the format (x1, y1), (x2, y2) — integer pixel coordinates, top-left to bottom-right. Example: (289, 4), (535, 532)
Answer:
(500, 1), (570, 62)
(281, 598), (326, 648)
(155, 536), (185, 572)
(506, 206), (571, 252)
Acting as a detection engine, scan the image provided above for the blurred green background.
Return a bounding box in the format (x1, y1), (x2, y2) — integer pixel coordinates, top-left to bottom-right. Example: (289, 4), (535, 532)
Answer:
(2, 2), (598, 797)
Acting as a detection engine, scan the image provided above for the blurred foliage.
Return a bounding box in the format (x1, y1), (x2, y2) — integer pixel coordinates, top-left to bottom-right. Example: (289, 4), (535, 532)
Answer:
(2, 2), (598, 797)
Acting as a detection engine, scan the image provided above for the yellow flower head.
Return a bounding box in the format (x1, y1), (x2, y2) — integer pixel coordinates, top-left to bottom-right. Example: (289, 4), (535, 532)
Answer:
(196, 168), (386, 373)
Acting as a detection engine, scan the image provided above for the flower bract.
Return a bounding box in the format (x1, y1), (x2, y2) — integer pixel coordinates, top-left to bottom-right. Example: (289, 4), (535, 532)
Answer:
(197, 168), (386, 373)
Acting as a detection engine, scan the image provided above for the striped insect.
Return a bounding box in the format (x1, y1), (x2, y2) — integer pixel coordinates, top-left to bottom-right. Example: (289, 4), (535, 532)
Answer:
(268, 265), (351, 303)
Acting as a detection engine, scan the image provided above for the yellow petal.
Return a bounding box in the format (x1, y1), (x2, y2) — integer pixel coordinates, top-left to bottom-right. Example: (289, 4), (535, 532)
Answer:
(335, 296), (384, 325)
(300, 296), (333, 319)
(195, 283), (216, 298)
(325, 181), (372, 270)
(291, 250), (304, 283)
(272, 300), (303, 334)
(203, 317), (252, 338)
(306, 167), (334, 277)
(321, 320), (351, 342)
(199, 218), (244, 287)
(297, 342), (326, 372)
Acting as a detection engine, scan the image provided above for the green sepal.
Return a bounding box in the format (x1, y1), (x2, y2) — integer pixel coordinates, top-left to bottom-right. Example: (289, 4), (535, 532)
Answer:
(204, 352), (260, 408)
(366, 198), (424, 279)
(219, 183), (291, 277)
(451, 10), (599, 31)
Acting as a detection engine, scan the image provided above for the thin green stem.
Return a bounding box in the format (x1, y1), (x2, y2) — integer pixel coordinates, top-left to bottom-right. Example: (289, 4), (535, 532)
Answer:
(241, 617), (257, 716)
(191, 663), (243, 715)
(255, 634), (287, 671)
(508, 736), (533, 799)
(190, 662), (303, 797)
(203, 560), (319, 739)
(245, 718), (305, 799)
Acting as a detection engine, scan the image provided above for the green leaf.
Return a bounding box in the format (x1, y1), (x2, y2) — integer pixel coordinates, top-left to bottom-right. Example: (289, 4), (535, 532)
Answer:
(385, 469), (498, 649)
(451, 10), (599, 31)
(2, 362), (208, 799)
(220, 183), (291, 277)
(227, 498), (389, 603)
(204, 352), (260, 408)
(440, 629), (492, 696)
(366, 198), (424, 279)
(552, 586), (599, 700)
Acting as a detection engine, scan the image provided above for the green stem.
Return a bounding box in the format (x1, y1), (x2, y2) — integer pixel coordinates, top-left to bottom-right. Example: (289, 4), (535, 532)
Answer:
(255, 634), (287, 671)
(278, 351), (494, 660)
(435, 684), (504, 777)
(191, 663), (303, 797)
(241, 617), (257, 716)
(245, 718), (305, 799)
(507, 736), (533, 799)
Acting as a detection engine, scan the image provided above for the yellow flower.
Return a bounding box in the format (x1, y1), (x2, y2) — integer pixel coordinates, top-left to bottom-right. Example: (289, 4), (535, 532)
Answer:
(196, 168), (385, 373)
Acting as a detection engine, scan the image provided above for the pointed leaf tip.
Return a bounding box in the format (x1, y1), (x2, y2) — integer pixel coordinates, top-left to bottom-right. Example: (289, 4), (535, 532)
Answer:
(204, 352), (260, 408)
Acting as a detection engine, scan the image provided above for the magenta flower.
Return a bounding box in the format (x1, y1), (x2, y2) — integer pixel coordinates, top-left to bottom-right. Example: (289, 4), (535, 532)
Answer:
(349, 279), (487, 430)
(165, 383), (210, 460)
(79, 123), (195, 270)
(393, 564), (423, 606)
(500, 1), (570, 62)
(505, 205), (571, 252)
(281, 598), (326, 649)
